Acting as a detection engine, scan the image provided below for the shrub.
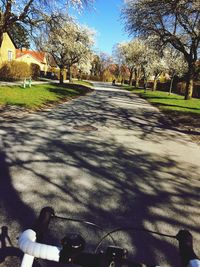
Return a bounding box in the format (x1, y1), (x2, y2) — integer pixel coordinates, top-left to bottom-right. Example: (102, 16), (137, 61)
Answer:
(0, 61), (31, 81)
(30, 63), (40, 79)
(89, 75), (101, 81)
(81, 73), (90, 80)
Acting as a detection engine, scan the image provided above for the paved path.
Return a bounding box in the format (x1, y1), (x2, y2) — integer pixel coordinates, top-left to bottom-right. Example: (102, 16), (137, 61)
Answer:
(0, 82), (200, 266)
(0, 80), (53, 87)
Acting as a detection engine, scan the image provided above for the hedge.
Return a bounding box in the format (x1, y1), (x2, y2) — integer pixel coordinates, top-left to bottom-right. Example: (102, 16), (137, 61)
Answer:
(0, 61), (31, 81)
(0, 61), (41, 81)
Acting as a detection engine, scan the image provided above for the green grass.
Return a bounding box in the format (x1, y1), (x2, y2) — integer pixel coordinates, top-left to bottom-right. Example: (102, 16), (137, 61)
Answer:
(0, 82), (92, 109)
(72, 80), (93, 88)
(122, 86), (200, 115)
(121, 84), (143, 92)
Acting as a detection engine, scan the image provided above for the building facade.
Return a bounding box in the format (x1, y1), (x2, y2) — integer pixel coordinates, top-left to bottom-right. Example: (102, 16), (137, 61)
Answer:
(0, 32), (16, 65)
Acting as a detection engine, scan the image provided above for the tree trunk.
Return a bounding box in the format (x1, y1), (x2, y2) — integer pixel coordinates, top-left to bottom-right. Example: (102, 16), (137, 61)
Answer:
(169, 73), (175, 95)
(0, 31), (3, 46)
(153, 77), (158, 91)
(67, 66), (72, 81)
(143, 77), (147, 93)
(141, 66), (147, 92)
(185, 78), (193, 100)
(59, 68), (64, 84)
(185, 70), (194, 100)
(135, 68), (140, 88)
(184, 61), (197, 100)
(135, 77), (139, 88)
(129, 70), (133, 86)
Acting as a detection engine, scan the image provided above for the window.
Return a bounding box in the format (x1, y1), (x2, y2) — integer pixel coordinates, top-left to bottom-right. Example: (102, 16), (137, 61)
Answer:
(8, 50), (13, 61)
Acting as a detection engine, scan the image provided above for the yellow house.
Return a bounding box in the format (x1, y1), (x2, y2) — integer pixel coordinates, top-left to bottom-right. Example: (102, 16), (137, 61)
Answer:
(0, 32), (16, 65)
(0, 32), (61, 79)
(15, 49), (48, 72)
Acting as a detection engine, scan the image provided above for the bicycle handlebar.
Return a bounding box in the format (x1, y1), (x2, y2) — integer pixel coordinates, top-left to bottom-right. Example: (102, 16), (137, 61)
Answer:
(19, 229), (154, 267)
(18, 207), (200, 267)
(19, 229), (60, 261)
(32, 206), (54, 242)
(19, 229), (200, 267)
(19, 207), (57, 267)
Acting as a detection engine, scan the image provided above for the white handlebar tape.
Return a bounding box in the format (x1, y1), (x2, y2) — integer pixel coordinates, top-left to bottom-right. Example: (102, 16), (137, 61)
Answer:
(189, 260), (200, 267)
(21, 254), (35, 267)
(19, 229), (61, 262)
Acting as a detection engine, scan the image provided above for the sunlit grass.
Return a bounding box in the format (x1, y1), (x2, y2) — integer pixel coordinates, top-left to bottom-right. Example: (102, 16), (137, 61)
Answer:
(0, 83), (92, 109)
(72, 80), (93, 87)
(122, 86), (200, 115)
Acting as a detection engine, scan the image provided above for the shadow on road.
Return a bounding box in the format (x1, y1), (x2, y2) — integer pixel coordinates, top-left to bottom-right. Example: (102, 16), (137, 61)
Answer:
(0, 90), (199, 266)
(0, 225), (22, 265)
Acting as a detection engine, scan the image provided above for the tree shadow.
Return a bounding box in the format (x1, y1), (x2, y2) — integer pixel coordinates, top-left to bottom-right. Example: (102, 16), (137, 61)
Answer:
(0, 150), (35, 227)
(0, 150), (35, 266)
(48, 83), (93, 98)
(0, 226), (22, 264)
(41, 138), (199, 266)
(0, 89), (199, 266)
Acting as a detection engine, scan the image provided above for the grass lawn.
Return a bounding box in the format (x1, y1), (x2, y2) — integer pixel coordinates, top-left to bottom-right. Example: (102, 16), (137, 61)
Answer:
(122, 85), (200, 128)
(122, 85), (200, 114)
(0, 82), (92, 109)
(72, 80), (93, 87)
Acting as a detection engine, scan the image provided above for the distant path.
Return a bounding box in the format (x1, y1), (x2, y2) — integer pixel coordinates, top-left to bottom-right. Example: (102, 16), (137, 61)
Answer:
(0, 82), (200, 266)
(0, 80), (52, 87)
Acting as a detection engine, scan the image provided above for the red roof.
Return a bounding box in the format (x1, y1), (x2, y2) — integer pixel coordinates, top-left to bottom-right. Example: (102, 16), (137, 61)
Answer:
(16, 49), (46, 63)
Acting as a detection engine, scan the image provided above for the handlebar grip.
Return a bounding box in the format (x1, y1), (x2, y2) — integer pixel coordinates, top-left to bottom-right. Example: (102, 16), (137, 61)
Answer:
(18, 229), (60, 262)
(176, 230), (199, 267)
(32, 207), (54, 242)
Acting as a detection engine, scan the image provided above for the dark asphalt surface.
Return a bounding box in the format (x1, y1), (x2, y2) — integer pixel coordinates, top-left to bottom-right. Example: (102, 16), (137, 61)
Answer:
(0, 82), (200, 267)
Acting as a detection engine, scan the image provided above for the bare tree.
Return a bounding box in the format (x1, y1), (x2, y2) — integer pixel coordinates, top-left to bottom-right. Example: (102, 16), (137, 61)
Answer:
(122, 0), (200, 99)
(0, 0), (93, 44)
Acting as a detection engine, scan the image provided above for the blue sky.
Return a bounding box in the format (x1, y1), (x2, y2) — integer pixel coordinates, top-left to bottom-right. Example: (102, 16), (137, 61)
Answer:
(71, 0), (130, 55)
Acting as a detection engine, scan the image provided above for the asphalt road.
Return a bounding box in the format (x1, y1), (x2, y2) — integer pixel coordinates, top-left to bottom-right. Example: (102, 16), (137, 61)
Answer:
(0, 82), (200, 267)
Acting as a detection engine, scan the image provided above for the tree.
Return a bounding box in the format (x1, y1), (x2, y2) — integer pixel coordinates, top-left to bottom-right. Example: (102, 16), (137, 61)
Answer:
(122, 0), (200, 99)
(163, 47), (187, 95)
(134, 37), (167, 91)
(108, 64), (120, 80)
(119, 64), (130, 83)
(90, 55), (101, 78)
(76, 54), (93, 79)
(90, 53), (113, 81)
(37, 16), (94, 84)
(114, 39), (146, 86)
(151, 57), (167, 90)
(0, 0), (93, 44)
(8, 22), (30, 49)
(98, 52), (113, 80)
